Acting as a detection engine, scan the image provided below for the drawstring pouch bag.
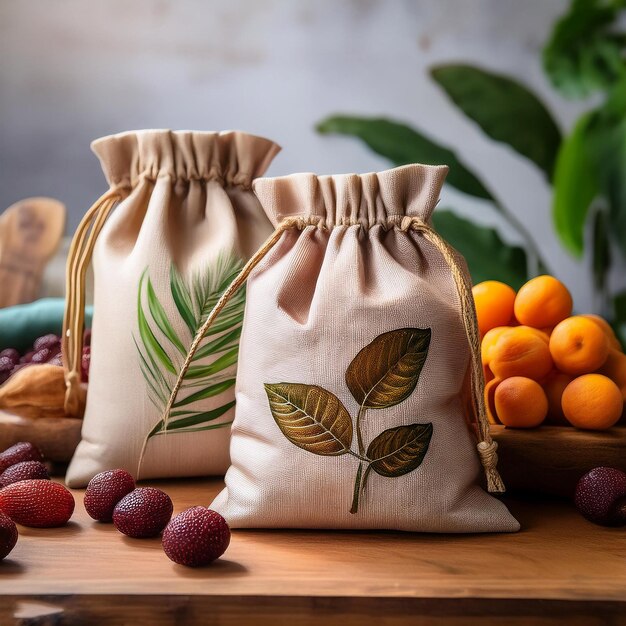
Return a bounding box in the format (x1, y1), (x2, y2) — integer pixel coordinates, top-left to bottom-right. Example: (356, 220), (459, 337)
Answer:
(161, 164), (520, 532)
(63, 129), (280, 487)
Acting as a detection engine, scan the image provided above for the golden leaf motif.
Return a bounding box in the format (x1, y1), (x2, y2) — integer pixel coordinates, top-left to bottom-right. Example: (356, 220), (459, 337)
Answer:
(367, 423), (433, 477)
(345, 328), (431, 409)
(264, 383), (353, 456)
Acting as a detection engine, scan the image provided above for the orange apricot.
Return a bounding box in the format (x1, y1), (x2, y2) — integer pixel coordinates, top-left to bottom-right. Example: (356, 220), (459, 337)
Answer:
(561, 374), (623, 430)
(481, 326), (510, 365)
(597, 348), (626, 402)
(514, 275), (573, 329)
(472, 281), (516, 336)
(549, 316), (609, 375)
(494, 376), (548, 428)
(490, 327), (553, 381)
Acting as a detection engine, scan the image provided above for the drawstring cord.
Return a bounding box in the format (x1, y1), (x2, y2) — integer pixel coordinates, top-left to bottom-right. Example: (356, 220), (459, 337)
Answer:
(62, 189), (121, 417)
(157, 215), (505, 494)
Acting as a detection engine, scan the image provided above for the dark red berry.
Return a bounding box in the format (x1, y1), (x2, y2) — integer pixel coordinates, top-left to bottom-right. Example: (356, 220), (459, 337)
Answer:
(83, 329), (92, 347)
(33, 334), (60, 352)
(162, 507), (230, 567)
(48, 353), (63, 367)
(0, 357), (13, 383)
(31, 348), (52, 364)
(0, 512), (18, 560)
(0, 480), (75, 528)
(113, 488), (173, 538)
(0, 349), (20, 365)
(81, 346), (91, 382)
(0, 461), (49, 488)
(0, 442), (44, 473)
(575, 467), (626, 526)
(84, 469), (135, 522)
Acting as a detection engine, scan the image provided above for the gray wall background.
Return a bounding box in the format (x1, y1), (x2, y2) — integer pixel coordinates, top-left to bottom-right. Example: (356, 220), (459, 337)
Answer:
(1, 0), (609, 309)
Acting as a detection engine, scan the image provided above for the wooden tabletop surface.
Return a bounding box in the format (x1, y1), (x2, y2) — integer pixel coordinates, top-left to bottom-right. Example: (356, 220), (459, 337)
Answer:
(2, 477), (626, 625)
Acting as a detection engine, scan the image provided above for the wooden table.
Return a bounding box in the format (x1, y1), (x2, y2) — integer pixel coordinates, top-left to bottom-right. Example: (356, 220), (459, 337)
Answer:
(1, 478), (626, 625)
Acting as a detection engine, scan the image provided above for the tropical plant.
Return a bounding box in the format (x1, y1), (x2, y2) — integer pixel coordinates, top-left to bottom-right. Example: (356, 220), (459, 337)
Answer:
(316, 0), (626, 346)
(134, 254), (244, 468)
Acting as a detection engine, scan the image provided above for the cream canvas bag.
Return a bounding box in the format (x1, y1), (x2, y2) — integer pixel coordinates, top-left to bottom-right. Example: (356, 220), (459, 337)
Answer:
(161, 164), (519, 532)
(64, 129), (280, 487)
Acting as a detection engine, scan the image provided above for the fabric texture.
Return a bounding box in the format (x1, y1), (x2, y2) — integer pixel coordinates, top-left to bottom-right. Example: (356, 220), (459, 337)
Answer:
(210, 164), (520, 532)
(65, 129), (280, 487)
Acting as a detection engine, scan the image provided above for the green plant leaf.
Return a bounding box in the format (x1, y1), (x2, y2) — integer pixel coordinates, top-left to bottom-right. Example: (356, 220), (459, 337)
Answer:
(136, 254), (246, 452)
(367, 423), (433, 478)
(551, 112), (599, 256)
(584, 81), (626, 258)
(151, 401), (236, 436)
(592, 209), (611, 296)
(345, 328), (431, 409)
(432, 210), (528, 289)
(137, 271), (176, 374)
(170, 265), (196, 337)
(316, 116), (494, 201)
(154, 421), (233, 436)
(192, 326), (242, 361)
(185, 347), (239, 379)
(173, 378), (236, 408)
(146, 276), (186, 355)
(543, 0), (626, 99)
(613, 290), (626, 350)
(264, 383), (353, 456)
(431, 64), (561, 178)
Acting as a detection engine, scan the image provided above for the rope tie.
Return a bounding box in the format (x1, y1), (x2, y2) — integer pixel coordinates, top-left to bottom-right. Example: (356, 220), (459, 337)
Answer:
(158, 214), (505, 493)
(62, 189), (122, 417)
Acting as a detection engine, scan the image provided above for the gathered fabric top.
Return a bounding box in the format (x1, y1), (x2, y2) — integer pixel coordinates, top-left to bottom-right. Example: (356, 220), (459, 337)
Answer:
(91, 129), (281, 190)
(252, 164), (449, 229)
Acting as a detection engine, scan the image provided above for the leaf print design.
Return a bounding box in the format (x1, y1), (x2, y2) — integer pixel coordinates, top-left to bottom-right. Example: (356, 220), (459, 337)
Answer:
(367, 423), (433, 477)
(265, 327), (433, 514)
(264, 383), (353, 456)
(135, 253), (244, 473)
(346, 328), (431, 409)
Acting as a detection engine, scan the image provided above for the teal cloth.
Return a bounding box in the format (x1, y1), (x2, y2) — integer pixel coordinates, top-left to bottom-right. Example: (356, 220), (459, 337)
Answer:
(0, 298), (93, 353)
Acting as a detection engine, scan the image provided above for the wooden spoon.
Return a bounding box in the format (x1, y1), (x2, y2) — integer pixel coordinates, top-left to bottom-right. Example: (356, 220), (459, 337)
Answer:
(0, 197), (66, 308)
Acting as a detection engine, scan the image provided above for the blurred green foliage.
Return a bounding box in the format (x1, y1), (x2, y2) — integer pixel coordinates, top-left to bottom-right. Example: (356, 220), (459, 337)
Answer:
(316, 0), (626, 345)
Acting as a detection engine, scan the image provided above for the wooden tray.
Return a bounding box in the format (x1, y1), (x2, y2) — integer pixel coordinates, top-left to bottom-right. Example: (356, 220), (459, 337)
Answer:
(0, 411), (81, 463)
(492, 425), (626, 498)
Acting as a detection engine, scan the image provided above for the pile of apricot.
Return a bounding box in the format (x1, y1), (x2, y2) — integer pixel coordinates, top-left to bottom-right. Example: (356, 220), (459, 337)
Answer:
(473, 276), (625, 430)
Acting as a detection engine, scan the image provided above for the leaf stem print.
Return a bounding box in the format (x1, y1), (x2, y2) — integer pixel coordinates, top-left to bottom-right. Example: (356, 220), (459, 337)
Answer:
(135, 254), (244, 476)
(265, 328), (433, 514)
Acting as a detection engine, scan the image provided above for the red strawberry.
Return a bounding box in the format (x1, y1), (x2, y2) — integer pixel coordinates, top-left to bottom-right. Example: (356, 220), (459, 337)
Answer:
(0, 461), (49, 488)
(113, 487), (173, 538)
(0, 442), (44, 473)
(162, 507), (230, 567)
(0, 480), (75, 528)
(0, 512), (18, 560)
(84, 469), (135, 522)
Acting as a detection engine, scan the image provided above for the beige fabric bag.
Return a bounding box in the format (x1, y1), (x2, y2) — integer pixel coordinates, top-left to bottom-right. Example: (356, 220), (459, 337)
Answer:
(162, 164), (519, 532)
(64, 129), (280, 487)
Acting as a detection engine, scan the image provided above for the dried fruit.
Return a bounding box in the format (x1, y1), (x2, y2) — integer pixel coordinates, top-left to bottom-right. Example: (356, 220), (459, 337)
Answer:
(113, 487), (173, 538)
(0, 349), (20, 365)
(33, 334), (61, 352)
(0, 461), (50, 487)
(0, 442), (44, 473)
(81, 346), (91, 383)
(0, 480), (75, 527)
(575, 467), (626, 526)
(84, 469), (135, 522)
(0, 512), (18, 560)
(162, 507), (230, 567)
(0, 364), (83, 419)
